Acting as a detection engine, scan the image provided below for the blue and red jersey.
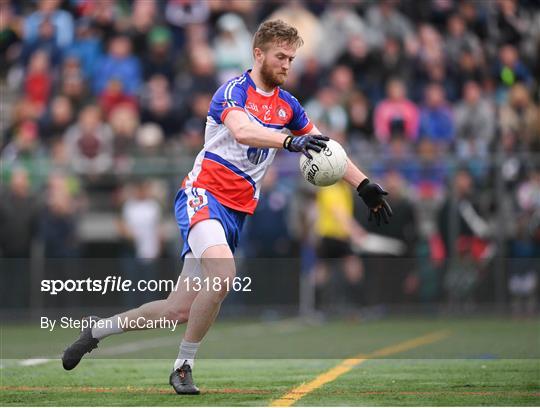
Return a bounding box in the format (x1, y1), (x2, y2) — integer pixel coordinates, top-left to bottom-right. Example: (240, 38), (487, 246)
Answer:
(182, 70), (313, 214)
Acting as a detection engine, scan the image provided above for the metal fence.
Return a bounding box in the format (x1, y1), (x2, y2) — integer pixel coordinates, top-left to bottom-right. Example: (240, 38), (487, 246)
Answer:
(1, 148), (539, 318)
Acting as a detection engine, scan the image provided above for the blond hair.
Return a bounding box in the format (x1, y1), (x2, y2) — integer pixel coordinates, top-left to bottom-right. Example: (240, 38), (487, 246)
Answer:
(252, 19), (304, 51)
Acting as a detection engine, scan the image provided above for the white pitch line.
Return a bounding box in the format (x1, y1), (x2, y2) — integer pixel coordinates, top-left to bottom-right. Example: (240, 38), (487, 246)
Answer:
(12, 318), (307, 368)
(14, 336), (178, 367)
(19, 358), (53, 367)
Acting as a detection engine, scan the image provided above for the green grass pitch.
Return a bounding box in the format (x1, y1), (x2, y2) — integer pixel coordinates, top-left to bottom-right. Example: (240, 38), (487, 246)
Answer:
(1, 318), (539, 406)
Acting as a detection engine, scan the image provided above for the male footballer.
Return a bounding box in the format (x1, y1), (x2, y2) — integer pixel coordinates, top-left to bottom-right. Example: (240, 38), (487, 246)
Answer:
(62, 19), (392, 394)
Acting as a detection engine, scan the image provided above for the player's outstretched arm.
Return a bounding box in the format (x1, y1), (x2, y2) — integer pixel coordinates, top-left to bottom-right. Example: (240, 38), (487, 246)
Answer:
(224, 110), (328, 158)
(305, 125), (392, 225)
(343, 158), (393, 225)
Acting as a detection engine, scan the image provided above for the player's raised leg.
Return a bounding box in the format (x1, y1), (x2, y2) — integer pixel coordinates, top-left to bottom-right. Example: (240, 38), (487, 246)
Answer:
(61, 254), (201, 370)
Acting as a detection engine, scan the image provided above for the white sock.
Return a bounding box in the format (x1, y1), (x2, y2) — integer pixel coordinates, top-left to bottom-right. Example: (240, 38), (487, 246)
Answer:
(174, 339), (200, 370)
(175, 358), (194, 370)
(91, 316), (124, 340)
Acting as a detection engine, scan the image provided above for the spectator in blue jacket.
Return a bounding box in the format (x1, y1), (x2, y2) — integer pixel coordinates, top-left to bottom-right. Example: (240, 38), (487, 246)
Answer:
(21, 17), (63, 67)
(64, 18), (102, 80)
(93, 34), (142, 96)
(419, 83), (454, 145)
(23, 0), (73, 49)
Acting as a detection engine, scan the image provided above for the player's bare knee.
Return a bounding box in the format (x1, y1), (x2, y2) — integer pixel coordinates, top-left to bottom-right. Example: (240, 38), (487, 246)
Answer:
(163, 307), (189, 324)
(176, 309), (190, 323)
(207, 287), (228, 304)
(200, 271), (233, 303)
(200, 245), (236, 299)
(211, 271), (237, 303)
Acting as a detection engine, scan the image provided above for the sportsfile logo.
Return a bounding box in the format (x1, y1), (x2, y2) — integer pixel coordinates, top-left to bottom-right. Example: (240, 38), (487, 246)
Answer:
(40, 276), (253, 295)
(40, 276), (174, 295)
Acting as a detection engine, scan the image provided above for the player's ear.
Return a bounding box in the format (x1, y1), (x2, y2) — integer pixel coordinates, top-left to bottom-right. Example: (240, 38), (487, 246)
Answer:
(253, 47), (264, 63)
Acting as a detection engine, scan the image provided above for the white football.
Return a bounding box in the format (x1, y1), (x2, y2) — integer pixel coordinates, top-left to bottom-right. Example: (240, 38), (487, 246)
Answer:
(299, 139), (348, 186)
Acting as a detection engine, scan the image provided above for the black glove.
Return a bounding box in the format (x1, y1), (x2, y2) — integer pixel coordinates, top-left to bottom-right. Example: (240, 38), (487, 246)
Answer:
(283, 134), (329, 159)
(357, 179), (393, 226)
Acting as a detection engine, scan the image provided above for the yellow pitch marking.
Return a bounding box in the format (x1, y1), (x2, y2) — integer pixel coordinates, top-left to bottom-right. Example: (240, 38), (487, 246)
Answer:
(270, 329), (451, 406)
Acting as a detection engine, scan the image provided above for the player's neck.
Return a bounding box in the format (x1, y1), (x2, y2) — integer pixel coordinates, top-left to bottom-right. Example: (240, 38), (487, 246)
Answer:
(249, 69), (276, 94)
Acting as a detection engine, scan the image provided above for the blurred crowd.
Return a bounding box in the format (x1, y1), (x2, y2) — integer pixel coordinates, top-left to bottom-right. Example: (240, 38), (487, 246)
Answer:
(1, 0), (540, 312)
